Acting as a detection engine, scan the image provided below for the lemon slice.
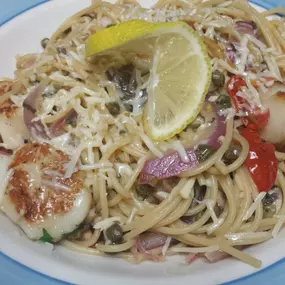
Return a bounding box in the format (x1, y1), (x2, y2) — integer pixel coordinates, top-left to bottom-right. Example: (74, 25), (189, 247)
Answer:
(85, 20), (211, 141)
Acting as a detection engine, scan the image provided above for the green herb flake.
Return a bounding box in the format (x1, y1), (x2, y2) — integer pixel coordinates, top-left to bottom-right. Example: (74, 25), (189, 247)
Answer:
(39, 228), (53, 243)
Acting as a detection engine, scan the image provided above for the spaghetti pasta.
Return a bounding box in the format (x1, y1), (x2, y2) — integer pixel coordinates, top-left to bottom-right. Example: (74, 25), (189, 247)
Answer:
(0, 0), (285, 269)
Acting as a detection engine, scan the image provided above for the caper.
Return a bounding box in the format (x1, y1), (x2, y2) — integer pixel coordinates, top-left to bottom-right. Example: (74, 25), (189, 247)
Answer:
(190, 181), (207, 208)
(62, 70), (70, 76)
(263, 188), (278, 207)
(105, 223), (123, 244)
(41, 38), (49, 49)
(81, 13), (97, 19)
(216, 94), (232, 110)
(181, 211), (205, 224)
(66, 115), (77, 128)
(76, 78), (84, 83)
(29, 75), (39, 85)
(263, 203), (276, 218)
(212, 70), (225, 87)
(214, 205), (222, 217)
(222, 143), (242, 165)
(251, 21), (257, 30)
(63, 27), (72, 35)
(57, 47), (67, 55)
(189, 115), (205, 129)
(195, 145), (215, 162)
(262, 185), (281, 218)
(119, 130), (126, 135)
(105, 102), (120, 116)
(136, 184), (155, 200)
(124, 103), (133, 113)
(107, 65), (137, 99)
(194, 180), (207, 202)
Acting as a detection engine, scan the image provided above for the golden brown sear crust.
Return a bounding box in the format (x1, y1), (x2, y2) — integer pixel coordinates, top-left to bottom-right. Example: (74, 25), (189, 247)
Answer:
(277, 91), (285, 98)
(0, 80), (12, 96)
(6, 143), (84, 223)
(0, 98), (18, 118)
(0, 81), (17, 118)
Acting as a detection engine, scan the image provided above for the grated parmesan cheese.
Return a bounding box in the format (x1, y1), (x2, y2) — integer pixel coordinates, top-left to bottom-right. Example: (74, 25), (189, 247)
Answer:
(64, 144), (84, 178)
(79, 162), (113, 171)
(263, 55), (283, 81)
(115, 163), (133, 177)
(94, 217), (121, 231)
(203, 199), (219, 224)
(171, 141), (190, 163)
(218, 108), (235, 119)
(139, 132), (163, 158)
(246, 34), (266, 50)
(244, 77), (264, 110)
(162, 237), (172, 257)
(237, 36), (249, 73)
(22, 163), (42, 189)
(225, 232), (270, 241)
(43, 170), (63, 177)
(217, 59), (247, 77)
(272, 215), (285, 238)
(171, 245), (219, 253)
(242, 192), (267, 221)
(100, 16), (113, 28)
(207, 205), (228, 235)
(127, 208), (137, 224)
(179, 178), (195, 199)
(42, 179), (71, 191)
(155, 191), (169, 201)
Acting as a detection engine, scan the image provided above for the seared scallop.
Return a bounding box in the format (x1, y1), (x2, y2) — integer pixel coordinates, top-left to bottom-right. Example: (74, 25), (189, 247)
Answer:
(0, 143), (91, 241)
(260, 84), (285, 149)
(0, 80), (28, 149)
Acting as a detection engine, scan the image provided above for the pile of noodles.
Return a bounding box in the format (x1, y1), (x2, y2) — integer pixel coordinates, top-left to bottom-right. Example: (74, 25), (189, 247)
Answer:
(2, 0), (285, 268)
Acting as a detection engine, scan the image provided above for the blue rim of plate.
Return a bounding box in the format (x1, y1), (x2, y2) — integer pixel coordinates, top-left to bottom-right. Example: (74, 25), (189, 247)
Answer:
(0, 0), (284, 284)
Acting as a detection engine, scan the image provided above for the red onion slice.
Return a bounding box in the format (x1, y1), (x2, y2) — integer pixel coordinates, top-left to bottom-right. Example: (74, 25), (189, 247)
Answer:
(49, 109), (77, 138)
(24, 81), (75, 140)
(23, 81), (50, 140)
(185, 253), (199, 265)
(204, 246), (245, 263)
(138, 232), (169, 251)
(0, 148), (12, 156)
(204, 250), (229, 263)
(139, 100), (227, 184)
(135, 235), (163, 262)
(235, 21), (257, 36)
(225, 21), (257, 65)
(225, 43), (237, 64)
(204, 102), (227, 149)
(139, 149), (199, 184)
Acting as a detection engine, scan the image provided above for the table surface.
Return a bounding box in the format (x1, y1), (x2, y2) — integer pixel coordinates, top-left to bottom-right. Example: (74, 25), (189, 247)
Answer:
(0, 0), (284, 284)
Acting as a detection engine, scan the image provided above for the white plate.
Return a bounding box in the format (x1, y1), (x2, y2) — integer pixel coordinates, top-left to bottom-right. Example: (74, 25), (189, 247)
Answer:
(0, 1), (284, 285)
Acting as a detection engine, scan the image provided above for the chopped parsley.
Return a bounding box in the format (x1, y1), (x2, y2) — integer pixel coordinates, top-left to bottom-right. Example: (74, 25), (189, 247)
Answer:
(39, 228), (53, 243)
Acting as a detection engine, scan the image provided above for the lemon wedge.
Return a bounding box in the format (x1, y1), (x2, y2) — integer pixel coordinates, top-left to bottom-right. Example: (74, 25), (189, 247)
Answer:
(85, 20), (211, 141)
